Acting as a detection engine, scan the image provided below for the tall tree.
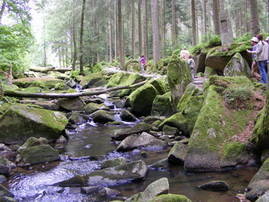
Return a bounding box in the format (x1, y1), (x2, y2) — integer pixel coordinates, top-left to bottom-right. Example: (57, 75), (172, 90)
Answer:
(138, 0), (142, 56)
(219, 0), (233, 46)
(131, 0), (135, 57)
(0, 0), (6, 24)
(171, 0), (177, 45)
(191, 0), (197, 45)
(249, 0), (260, 35)
(142, 0), (148, 59)
(79, 0), (86, 74)
(71, 0), (77, 69)
(203, 0), (207, 38)
(117, 0), (125, 69)
(151, 0), (160, 65)
(212, 0), (220, 35)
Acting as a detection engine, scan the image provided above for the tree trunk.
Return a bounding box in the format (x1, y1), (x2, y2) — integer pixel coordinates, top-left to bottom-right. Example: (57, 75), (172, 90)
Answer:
(131, 0), (135, 58)
(212, 0), (220, 35)
(138, 0), (142, 56)
(151, 0), (160, 65)
(203, 0), (207, 39)
(143, 0), (148, 59)
(171, 0), (176, 46)
(117, 0), (125, 69)
(191, 0), (197, 45)
(249, 0), (260, 35)
(109, 17), (113, 63)
(71, 0), (77, 70)
(219, 0), (233, 46)
(79, 0), (86, 74)
(0, 0), (6, 24)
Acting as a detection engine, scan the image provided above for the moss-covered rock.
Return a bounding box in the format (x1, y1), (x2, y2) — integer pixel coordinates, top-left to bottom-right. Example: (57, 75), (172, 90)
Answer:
(128, 84), (158, 116)
(167, 57), (192, 111)
(120, 110), (137, 122)
(204, 66), (218, 77)
(0, 156), (15, 176)
(184, 77), (257, 172)
(223, 53), (251, 77)
(84, 103), (108, 114)
(205, 48), (231, 73)
(79, 73), (107, 88)
(196, 53), (207, 73)
(150, 194), (192, 202)
(0, 104), (68, 144)
(101, 158), (127, 169)
(168, 142), (188, 165)
(58, 98), (85, 111)
(149, 78), (170, 95)
(246, 158), (269, 201)
(151, 92), (173, 117)
(91, 110), (115, 124)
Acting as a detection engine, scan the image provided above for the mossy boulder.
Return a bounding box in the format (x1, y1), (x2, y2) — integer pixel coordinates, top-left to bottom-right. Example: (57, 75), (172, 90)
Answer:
(19, 144), (59, 165)
(120, 110), (137, 122)
(0, 104), (68, 144)
(79, 73), (107, 88)
(150, 194), (192, 202)
(246, 158), (269, 201)
(101, 158), (127, 169)
(167, 57), (192, 111)
(151, 92), (173, 117)
(84, 103), (107, 114)
(0, 157), (15, 176)
(149, 78), (169, 95)
(205, 48), (232, 72)
(58, 98), (85, 111)
(91, 110), (115, 124)
(204, 66), (218, 77)
(168, 142), (188, 165)
(57, 160), (148, 187)
(13, 77), (67, 90)
(196, 53), (207, 73)
(128, 84), (158, 116)
(184, 77), (257, 172)
(223, 53), (251, 77)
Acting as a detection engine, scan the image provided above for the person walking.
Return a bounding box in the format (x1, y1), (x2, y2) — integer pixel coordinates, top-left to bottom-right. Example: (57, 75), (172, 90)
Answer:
(139, 55), (146, 72)
(247, 35), (269, 83)
(187, 55), (196, 79)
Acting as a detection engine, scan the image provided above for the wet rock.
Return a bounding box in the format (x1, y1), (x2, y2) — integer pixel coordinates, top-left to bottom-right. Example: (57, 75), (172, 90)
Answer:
(0, 175), (7, 184)
(117, 132), (166, 151)
(168, 142), (188, 165)
(57, 160), (148, 187)
(198, 181), (229, 192)
(0, 184), (14, 198)
(91, 110), (115, 124)
(223, 53), (251, 77)
(151, 92), (173, 117)
(0, 157), (15, 176)
(55, 135), (67, 150)
(0, 144), (16, 161)
(111, 122), (151, 141)
(128, 84), (158, 116)
(58, 98), (85, 111)
(150, 159), (168, 170)
(19, 143), (59, 165)
(120, 110), (137, 122)
(0, 104), (68, 144)
(143, 116), (166, 124)
(246, 158), (269, 201)
(261, 149), (269, 163)
(84, 103), (108, 114)
(81, 186), (100, 194)
(80, 73), (107, 88)
(196, 53), (206, 73)
(18, 137), (48, 152)
(162, 125), (178, 136)
(69, 111), (88, 125)
(256, 191), (269, 202)
(126, 177), (169, 201)
(101, 158), (127, 169)
(149, 78), (169, 95)
(150, 194), (192, 202)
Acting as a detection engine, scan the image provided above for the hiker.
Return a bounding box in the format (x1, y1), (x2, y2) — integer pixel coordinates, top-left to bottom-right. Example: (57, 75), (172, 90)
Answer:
(179, 49), (190, 60)
(247, 35), (268, 83)
(248, 37), (260, 81)
(187, 55), (196, 79)
(139, 55), (146, 72)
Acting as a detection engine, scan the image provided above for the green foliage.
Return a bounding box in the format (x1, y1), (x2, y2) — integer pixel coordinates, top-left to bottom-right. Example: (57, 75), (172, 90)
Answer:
(190, 35), (221, 55)
(0, 24), (32, 76)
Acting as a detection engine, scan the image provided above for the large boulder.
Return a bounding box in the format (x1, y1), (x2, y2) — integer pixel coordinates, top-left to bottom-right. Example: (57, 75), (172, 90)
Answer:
(149, 78), (169, 95)
(246, 158), (269, 201)
(0, 104), (68, 144)
(126, 178), (169, 202)
(91, 110), (115, 124)
(84, 103), (108, 114)
(184, 76), (258, 172)
(151, 92), (173, 117)
(223, 53), (251, 77)
(167, 57), (192, 111)
(256, 192), (269, 202)
(128, 84), (158, 116)
(58, 98), (85, 111)
(57, 160), (148, 187)
(79, 73), (107, 88)
(205, 48), (231, 73)
(117, 132), (166, 151)
(168, 142), (188, 165)
(150, 194), (192, 202)
(196, 53), (207, 73)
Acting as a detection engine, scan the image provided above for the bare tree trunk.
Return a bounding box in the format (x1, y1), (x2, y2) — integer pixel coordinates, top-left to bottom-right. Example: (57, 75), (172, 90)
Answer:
(131, 0), (135, 58)
(162, 0), (166, 53)
(138, 0), (142, 56)
(114, 1), (118, 59)
(219, 0), (233, 46)
(212, 0), (220, 35)
(171, 0), (176, 46)
(71, 0), (77, 70)
(109, 17), (113, 63)
(151, 0), (160, 65)
(143, 0), (148, 59)
(117, 0), (125, 69)
(79, 0), (86, 74)
(191, 0), (197, 45)
(249, 0), (260, 35)
(268, 0), (269, 32)
(0, 0), (6, 24)
(203, 0), (207, 39)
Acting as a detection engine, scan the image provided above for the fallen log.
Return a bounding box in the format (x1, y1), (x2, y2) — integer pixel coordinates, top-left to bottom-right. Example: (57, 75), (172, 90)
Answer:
(29, 67), (72, 73)
(4, 80), (147, 99)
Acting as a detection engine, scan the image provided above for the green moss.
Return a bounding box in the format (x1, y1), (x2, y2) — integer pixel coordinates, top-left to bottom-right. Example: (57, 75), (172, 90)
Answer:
(149, 78), (169, 95)
(223, 142), (246, 160)
(78, 72), (107, 87)
(209, 76), (253, 89)
(150, 194), (192, 202)
(107, 72), (145, 88)
(190, 35), (221, 55)
(151, 92), (173, 116)
(13, 78), (67, 90)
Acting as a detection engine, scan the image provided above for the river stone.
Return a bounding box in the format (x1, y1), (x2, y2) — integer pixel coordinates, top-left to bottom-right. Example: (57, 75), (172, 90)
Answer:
(120, 110), (137, 122)
(84, 103), (108, 114)
(223, 53), (251, 77)
(198, 181), (229, 192)
(128, 84), (158, 116)
(126, 178), (169, 202)
(18, 137), (48, 152)
(162, 125), (178, 136)
(168, 142), (188, 165)
(256, 191), (269, 202)
(0, 175), (7, 184)
(91, 110), (115, 124)
(19, 144), (59, 165)
(150, 194), (192, 202)
(0, 185), (14, 201)
(69, 111), (88, 125)
(151, 92), (173, 117)
(111, 122), (151, 141)
(58, 98), (85, 111)
(117, 132), (166, 151)
(101, 158), (127, 169)
(0, 104), (68, 144)
(0, 144), (16, 161)
(0, 157), (15, 176)
(246, 158), (269, 201)
(57, 160), (148, 187)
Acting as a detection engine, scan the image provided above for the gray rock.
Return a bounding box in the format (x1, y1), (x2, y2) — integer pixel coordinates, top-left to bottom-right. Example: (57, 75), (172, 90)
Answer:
(117, 132), (166, 151)
(101, 158), (127, 169)
(162, 125), (178, 136)
(57, 160), (148, 187)
(81, 186), (100, 195)
(198, 181), (229, 192)
(261, 149), (269, 163)
(0, 144), (16, 161)
(168, 142), (188, 165)
(0, 175), (7, 184)
(256, 191), (269, 202)
(91, 110), (115, 124)
(0, 184), (13, 198)
(120, 110), (137, 122)
(0, 157), (15, 176)
(84, 103), (108, 114)
(18, 137), (48, 152)
(58, 98), (85, 111)
(69, 111), (88, 125)
(126, 178), (169, 202)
